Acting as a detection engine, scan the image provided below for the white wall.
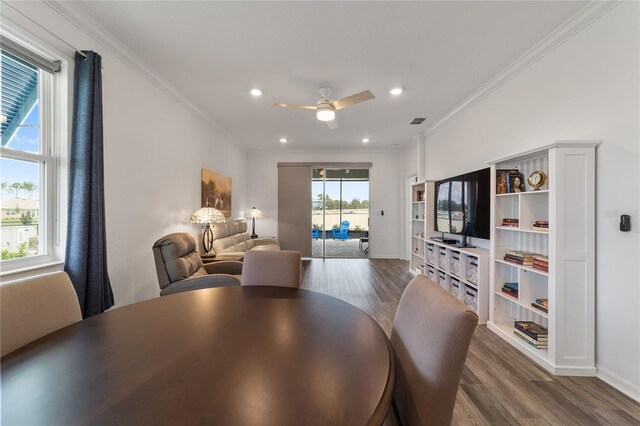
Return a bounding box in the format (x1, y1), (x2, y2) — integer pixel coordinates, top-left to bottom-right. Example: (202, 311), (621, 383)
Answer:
(247, 149), (403, 258)
(3, 2), (248, 306)
(415, 2), (640, 398)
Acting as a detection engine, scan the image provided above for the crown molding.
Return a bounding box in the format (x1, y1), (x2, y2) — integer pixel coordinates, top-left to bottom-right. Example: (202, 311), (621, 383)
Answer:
(42, 0), (247, 150)
(423, 0), (621, 137)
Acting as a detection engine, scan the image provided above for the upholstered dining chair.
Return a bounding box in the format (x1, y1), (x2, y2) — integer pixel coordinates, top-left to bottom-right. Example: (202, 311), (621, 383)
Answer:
(391, 274), (478, 426)
(0, 271), (82, 357)
(241, 250), (302, 288)
(153, 233), (242, 296)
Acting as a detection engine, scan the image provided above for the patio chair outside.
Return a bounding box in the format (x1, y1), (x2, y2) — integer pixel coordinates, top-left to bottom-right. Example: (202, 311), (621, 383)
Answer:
(312, 227), (319, 240)
(332, 221), (352, 240)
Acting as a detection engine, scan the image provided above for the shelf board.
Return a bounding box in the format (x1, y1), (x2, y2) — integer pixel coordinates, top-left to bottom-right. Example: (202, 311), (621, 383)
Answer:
(460, 279), (478, 289)
(412, 201), (426, 204)
(521, 303), (549, 318)
(495, 226), (549, 234)
(494, 291), (549, 318)
(521, 189), (549, 195)
(412, 253), (424, 260)
(495, 259), (549, 277)
(412, 236), (426, 241)
(495, 290), (519, 303)
(495, 189), (548, 197)
(412, 219), (425, 222)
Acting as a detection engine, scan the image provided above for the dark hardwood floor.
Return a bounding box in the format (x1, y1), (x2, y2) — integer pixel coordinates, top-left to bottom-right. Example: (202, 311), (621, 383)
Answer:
(300, 258), (640, 426)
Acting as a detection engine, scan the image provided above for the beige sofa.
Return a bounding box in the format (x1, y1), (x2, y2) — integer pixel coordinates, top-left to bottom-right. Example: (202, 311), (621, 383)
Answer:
(210, 219), (280, 256)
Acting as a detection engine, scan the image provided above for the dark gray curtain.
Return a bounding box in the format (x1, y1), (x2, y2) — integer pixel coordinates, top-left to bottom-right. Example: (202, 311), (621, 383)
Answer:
(65, 51), (114, 318)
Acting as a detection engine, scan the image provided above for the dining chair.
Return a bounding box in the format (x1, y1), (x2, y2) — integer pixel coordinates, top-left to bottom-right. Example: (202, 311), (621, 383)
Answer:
(391, 274), (478, 426)
(241, 250), (301, 288)
(0, 271), (82, 357)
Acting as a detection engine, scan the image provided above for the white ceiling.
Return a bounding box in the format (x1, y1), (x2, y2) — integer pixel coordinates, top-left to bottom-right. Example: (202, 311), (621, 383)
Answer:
(69, 1), (587, 150)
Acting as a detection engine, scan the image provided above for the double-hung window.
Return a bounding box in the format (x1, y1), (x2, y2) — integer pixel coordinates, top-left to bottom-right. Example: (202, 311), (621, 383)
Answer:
(1, 34), (66, 273)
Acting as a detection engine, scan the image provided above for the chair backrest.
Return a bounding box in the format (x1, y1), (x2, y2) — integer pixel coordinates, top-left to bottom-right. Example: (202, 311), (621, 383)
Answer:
(340, 220), (350, 233)
(241, 250), (301, 288)
(0, 271), (82, 357)
(391, 274), (478, 426)
(152, 233), (207, 289)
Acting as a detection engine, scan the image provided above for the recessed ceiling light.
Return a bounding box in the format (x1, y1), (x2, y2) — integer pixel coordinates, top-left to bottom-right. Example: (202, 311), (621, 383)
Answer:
(250, 88), (262, 97)
(280, 138), (287, 143)
(389, 87), (403, 95)
(362, 138), (370, 143)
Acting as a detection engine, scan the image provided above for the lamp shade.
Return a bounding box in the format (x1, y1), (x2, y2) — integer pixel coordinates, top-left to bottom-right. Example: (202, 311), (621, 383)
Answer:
(246, 207), (263, 219)
(316, 108), (335, 122)
(190, 207), (226, 224)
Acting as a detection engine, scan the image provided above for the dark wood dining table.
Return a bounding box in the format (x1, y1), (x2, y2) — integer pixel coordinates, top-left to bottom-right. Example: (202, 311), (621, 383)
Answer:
(1, 286), (395, 425)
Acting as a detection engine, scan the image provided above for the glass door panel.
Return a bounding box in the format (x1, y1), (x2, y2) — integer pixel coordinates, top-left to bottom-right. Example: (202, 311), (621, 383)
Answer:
(312, 168), (369, 258)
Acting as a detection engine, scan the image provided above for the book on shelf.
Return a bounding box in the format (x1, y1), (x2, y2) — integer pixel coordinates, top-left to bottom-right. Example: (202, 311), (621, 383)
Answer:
(532, 255), (549, 272)
(531, 301), (548, 313)
(500, 282), (518, 298)
(503, 250), (538, 266)
(514, 320), (548, 340)
(514, 328), (548, 343)
(501, 218), (519, 227)
(513, 330), (548, 348)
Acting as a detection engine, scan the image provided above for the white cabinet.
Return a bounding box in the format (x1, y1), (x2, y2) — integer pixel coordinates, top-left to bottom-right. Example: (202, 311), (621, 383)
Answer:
(425, 240), (489, 324)
(487, 141), (598, 376)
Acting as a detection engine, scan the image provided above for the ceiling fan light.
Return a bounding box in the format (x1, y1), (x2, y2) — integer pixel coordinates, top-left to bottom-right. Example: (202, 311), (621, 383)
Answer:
(317, 108), (335, 122)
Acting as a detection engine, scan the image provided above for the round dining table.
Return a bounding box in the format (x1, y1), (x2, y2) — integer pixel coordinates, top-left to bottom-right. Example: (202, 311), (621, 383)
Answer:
(1, 286), (395, 425)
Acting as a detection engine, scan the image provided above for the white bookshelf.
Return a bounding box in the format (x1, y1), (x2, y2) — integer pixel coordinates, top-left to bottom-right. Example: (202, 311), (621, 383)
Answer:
(487, 141), (598, 376)
(409, 181), (427, 274)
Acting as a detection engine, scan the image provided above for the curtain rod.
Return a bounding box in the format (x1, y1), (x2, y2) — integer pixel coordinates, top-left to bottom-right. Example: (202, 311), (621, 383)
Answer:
(3, 2), (87, 60)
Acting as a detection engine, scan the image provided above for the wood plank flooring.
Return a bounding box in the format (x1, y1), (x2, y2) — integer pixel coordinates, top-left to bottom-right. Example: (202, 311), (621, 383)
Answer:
(300, 258), (640, 425)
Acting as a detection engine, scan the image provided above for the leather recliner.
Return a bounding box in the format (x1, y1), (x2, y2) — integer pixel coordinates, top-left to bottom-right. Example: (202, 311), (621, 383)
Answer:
(152, 232), (242, 296)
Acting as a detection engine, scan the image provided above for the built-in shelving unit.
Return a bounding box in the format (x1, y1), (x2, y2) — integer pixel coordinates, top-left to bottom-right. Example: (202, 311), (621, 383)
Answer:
(487, 141), (598, 376)
(424, 239), (489, 324)
(409, 181), (427, 275)
(408, 180), (489, 323)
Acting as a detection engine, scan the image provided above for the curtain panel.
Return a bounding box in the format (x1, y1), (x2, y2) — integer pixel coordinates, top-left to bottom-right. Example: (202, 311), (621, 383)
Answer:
(64, 51), (114, 318)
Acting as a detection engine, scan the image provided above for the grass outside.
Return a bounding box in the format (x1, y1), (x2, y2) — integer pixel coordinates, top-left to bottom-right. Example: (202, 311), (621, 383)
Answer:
(312, 209), (369, 230)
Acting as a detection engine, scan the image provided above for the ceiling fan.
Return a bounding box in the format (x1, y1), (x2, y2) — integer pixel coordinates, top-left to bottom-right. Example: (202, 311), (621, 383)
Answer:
(272, 87), (375, 129)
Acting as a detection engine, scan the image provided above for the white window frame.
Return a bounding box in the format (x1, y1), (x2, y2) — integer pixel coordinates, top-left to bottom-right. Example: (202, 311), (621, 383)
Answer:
(0, 29), (70, 278)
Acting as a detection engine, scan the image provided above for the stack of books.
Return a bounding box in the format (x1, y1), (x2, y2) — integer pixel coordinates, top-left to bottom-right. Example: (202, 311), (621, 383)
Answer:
(501, 282), (518, 299)
(533, 220), (549, 230)
(531, 298), (548, 313)
(501, 218), (519, 228)
(532, 255), (548, 272)
(503, 250), (534, 266)
(514, 321), (548, 349)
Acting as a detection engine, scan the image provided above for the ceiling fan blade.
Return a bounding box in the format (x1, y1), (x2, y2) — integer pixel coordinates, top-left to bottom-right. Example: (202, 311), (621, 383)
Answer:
(326, 119), (339, 130)
(272, 102), (317, 110)
(333, 90), (375, 110)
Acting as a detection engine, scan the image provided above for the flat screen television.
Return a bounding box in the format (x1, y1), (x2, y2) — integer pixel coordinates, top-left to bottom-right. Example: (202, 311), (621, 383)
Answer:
(434, 167), (490, 240)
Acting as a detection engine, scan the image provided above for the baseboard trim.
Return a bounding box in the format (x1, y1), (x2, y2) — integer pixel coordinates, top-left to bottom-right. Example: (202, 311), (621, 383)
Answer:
(597, 366), (640, 403)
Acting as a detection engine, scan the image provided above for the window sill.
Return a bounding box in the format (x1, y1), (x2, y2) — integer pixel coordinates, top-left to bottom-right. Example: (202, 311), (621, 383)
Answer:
(0, 260), (64, 280)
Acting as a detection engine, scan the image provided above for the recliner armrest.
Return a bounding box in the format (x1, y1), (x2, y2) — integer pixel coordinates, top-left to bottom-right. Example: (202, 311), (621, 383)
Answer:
(253, 237), (279, 246)
(160, 274), (240, 296)
(203, 261), (243, 275)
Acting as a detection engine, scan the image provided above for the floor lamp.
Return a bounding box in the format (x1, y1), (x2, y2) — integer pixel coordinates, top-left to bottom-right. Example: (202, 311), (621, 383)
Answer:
(246, 207), (263, 239)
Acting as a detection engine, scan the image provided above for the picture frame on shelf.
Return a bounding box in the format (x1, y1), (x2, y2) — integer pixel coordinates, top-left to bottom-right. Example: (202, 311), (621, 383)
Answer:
(509, 173), (526, 193)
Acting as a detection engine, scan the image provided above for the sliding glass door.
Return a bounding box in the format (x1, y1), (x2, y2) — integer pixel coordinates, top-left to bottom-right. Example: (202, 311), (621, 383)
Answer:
(312, 168), (369, 258)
